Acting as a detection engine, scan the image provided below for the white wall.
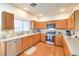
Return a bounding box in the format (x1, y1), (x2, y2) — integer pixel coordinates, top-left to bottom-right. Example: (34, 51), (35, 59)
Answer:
(0, 3), (36, 30)
(0, 3), (32, 21)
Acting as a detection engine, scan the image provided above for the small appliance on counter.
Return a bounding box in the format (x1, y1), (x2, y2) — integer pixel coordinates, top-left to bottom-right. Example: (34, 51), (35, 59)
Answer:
(37, 29), (41, 33)
(66, 30), (72, 36)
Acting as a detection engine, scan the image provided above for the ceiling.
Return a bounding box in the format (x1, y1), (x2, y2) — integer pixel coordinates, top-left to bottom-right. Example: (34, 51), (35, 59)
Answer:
(12, 3), (78, 21)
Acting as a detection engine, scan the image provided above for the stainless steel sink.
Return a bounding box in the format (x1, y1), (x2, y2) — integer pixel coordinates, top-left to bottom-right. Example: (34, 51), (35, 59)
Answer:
(0, 36), (6, 39)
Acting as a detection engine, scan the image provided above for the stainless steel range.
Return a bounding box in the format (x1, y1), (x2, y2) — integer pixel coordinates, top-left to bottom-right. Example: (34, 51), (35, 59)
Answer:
(46, 28), (56, 44)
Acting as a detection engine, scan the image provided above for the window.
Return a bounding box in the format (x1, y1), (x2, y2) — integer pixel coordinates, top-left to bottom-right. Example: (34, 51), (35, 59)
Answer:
(14, 20), (30, 32)
(14, 20), (22, 32)
(22, 21), (30, 32)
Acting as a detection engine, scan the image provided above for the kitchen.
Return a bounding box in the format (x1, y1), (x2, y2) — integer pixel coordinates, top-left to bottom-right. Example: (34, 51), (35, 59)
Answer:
(0, 3), (79, 56)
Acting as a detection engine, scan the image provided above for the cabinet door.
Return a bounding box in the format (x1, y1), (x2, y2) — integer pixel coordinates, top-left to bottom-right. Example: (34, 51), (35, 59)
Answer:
(40, 33), (46, 42)
(6, 40), (17, 56)
(2, 11), (14, 30)
(0, 42), (5, 56)
(22, 36), (29, 51)
(33, 34), (39, 44)
(75, 10), (79, 29)
(67, 14), (75, 30)
(56, 20), (67, 29)
(55, 35), (63, 46)
(28, 35), (33, 47)
(31, 20), (37, 29)
(36, 22), (45, 29)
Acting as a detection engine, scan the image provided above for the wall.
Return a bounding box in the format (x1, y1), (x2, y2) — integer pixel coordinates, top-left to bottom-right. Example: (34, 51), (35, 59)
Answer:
(0, 4), (31, 20)
(0, 3), (35, 30)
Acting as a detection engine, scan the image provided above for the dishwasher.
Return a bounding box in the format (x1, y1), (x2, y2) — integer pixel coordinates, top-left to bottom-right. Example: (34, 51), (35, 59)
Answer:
(6, 39), (22, 56)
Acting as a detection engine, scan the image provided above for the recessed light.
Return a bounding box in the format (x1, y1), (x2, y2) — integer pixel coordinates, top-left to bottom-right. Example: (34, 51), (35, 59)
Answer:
(60, 8), (64, 12)
(38, 14), (43, 17)
(24, 7), (28, 10)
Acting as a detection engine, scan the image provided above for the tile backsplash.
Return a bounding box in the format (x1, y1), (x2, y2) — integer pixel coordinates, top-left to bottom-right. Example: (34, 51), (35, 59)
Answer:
(74, 30), (79, 37)
(56, 30), (66, 35)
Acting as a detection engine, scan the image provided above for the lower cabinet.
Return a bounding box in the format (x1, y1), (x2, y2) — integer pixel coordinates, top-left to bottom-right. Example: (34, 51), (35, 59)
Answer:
(28, 35), (33, 47)
(0, 42), (5, 56)
(55, 35), (63, 46)
(33, 34), (40, 44)
(22, 35), (33, 51)
(1, 33), (45, 56)
(6, 39), (22, 56)
(40, 33), (46, 42)
(22, 36), (29, 51)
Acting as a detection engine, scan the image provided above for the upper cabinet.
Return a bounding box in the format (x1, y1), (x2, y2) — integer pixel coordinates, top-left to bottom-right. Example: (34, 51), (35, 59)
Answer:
(31, 20), (46, 29)
(66, 10), (79, 30)
(2, 11), (14, 30)
(74, 10), (79, 29)
(31, 10), (79, 30)
(36, 22), (45, 29)
(56, 19), (67, 29)
(31, 20), (37, 29)
(67, 14), (75, 30)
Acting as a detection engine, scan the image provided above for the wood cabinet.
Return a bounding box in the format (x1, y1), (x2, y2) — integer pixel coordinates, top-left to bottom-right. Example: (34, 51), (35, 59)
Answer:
(31, 20), (37, 29)
(55, 35), (63, 46)
(22, 36), (29, 51)
(67, 10), (79, 30)
(56, 19), (67, 29)
(40, 33), (46, 42)
(28, 35), (33, 47)
(67, 14), (75, 30)
(33, 34), (40, 44)
(0, 42), (5, 56)
(2, 11), (14, 30)
(75, 10), (79, 29)
(31, 20), (46, 29)
(22, 35), (33, 51)
(36, 22), (45, 29)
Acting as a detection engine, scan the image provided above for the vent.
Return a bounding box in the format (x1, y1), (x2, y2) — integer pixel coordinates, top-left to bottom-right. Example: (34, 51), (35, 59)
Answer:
(30, 3), (37, 7)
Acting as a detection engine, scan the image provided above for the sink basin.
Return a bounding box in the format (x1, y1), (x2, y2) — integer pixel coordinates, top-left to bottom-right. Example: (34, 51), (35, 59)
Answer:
(0, 36), (6, 39)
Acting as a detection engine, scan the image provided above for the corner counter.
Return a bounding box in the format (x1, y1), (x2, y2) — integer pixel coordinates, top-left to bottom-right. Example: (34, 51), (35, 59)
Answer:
(63, 35), (79, 56)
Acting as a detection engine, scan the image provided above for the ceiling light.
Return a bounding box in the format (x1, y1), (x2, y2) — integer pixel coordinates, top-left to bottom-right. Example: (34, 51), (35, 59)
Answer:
(60, 8), (64, 12)
(24, 7), (28, 10)
(38, 14), (43, 17)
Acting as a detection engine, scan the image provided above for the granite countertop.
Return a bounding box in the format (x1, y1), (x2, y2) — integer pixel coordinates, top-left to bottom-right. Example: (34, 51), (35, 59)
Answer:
(63, 35), (79, 56)
(0, 32), (39, 42)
